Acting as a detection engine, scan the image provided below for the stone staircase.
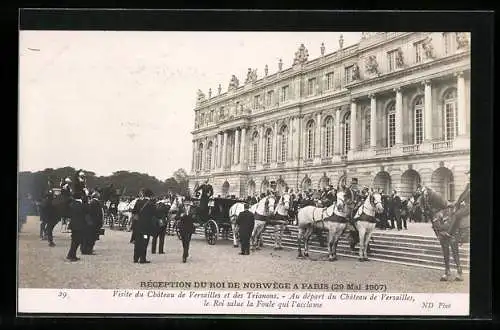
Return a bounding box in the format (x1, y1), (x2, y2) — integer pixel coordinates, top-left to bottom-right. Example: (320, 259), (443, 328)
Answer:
(195, 225), (470, 272)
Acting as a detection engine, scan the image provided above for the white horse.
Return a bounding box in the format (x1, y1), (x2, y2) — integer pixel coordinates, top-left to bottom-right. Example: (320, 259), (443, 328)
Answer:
(272, 193), (291, 250)
(352, 191), (384, 261)
(297, 189), (354, 261)
(229, 202), (245, 247)
(250, 195), (276, 250)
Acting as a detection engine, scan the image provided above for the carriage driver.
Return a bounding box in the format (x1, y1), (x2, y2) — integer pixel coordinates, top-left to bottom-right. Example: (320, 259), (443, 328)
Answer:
(194, 179), (214, 223)
(443, 169), (470, 238)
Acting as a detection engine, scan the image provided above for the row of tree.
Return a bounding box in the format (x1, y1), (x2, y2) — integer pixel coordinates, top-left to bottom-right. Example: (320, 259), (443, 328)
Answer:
(18, 167), (190, 201)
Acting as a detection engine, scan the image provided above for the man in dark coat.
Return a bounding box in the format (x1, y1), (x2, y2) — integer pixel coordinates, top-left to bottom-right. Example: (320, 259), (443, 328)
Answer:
(81, 191), (104, 255)
(131, 188), (156, 264)
(151, 200), (169, 254)
(66, 192), (87, 261)
(194, 179), (213, 223)
(236, 203), (255, 255)
(178, 204), (195, 263)
(391, 190), (403, 230)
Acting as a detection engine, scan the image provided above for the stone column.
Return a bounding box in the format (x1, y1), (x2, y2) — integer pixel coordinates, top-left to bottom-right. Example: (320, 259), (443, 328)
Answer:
(315, 112), (322, 158)
(370, 94), (377, 148)
(240, 127), (247, 165)
(424, 80), (433, 141)
(287, 117), (294, 161)
(350, 100), (358, 151)
(216, 133), (222, 170)
(258, 125), (264, 164)
(233, 128), (240, 164)
(222, 131), (228, 169)
(456, 72), (467, 136)
(394, 87), (403, 145)
(191, 140), (196, 172)
(334, 107), (342, 154)
(272, 121), (278, 162)
(211, 136), (216, 169)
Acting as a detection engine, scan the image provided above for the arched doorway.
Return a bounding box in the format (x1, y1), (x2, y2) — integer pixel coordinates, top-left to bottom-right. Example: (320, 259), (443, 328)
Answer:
(431, 167), (455, 202)
(400, 169), (421, 198)
(302, 176), (312, 192)
(247, 180), (256, 197)
(260, 178), (269, 194)
(372, 171), (392, 194)
(319, 173), (330, 189)
(222, 181), (230, 197)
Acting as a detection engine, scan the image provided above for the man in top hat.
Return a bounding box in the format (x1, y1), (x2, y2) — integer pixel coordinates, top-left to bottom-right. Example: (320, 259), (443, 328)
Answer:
(178, 201), (195, 263)
(444, 169), (470, 237)
(81, 191), (104, 255)
(131, 188), (156, 263)
(236, 202), (255, 255)
(391, 189), (404, 230)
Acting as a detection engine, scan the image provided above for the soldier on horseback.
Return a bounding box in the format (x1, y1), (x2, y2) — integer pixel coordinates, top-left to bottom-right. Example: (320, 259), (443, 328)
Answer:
(73, 169), (89, 204)
(443, 169), (470, 239)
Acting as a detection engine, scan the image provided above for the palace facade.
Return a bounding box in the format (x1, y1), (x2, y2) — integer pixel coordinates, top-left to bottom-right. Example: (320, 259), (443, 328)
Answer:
(189, 32), (470, 201)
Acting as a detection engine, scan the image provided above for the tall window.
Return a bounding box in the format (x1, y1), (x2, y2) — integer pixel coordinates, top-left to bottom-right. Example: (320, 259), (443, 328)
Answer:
(326, 72), (335, 90)
(205, 142), (212, 170)
(414, 96), (424, 144)
(200, 113), (205, 126)
(210, 110), (214, 122)
(281, 85), (289, 102)
(266, 90), (274, 106)
(364, 109), (371, 147)
(414, 41), (424, 63)
(387, 50), (398, 72)
(443, 32), (456, 55)
(387, 103), (396, 147)
(444, 89), (458, 141)
(253, 95), (261, 110)
(305, 120), (315, 159)
(323, 116), (334, 157)
(344, 65), (354, 84)
(307, 78), (316, 96)
(197, 143), (204, 170)
(343, 113), (350, 154)
(235, 102), (239, 115)
(279, 125), (288, 162)
(251, 132), (259, 165)
(264, 129), (273, 163)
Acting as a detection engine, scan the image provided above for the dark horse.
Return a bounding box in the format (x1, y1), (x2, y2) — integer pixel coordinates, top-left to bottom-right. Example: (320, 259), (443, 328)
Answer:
(38, 191), (72, 246)
(416, 186), (469, 281)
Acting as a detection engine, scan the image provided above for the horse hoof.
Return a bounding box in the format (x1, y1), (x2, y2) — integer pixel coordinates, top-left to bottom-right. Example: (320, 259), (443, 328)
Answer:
(233, 245), (239, 248)
(304, 253), (309, 258)
(363, 258), (369, 261)
(329, 257), (338, 262)
(358, 258), (365, 262)
(455, 275), (464, 282)
(48, 242), (55, 247)
(440, 275), (450, 281)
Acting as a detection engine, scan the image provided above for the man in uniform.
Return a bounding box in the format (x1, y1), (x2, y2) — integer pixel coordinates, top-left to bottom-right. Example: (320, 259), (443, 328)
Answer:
(236, 203), (255, 255)
(73, 170), (89, 204)
(194, 179), (213, 223)
(444, 169), (470, 238)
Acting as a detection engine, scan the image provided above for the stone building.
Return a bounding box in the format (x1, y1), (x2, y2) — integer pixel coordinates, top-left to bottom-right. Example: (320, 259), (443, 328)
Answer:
(189, 32), (470, 201)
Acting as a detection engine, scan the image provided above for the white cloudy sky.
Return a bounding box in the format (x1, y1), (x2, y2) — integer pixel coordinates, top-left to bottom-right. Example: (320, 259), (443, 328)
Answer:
(19, 31), (361, 181)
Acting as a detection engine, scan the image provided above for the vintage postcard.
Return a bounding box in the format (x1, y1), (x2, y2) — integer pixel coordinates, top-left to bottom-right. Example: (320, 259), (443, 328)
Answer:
(18, 28), (471, 316)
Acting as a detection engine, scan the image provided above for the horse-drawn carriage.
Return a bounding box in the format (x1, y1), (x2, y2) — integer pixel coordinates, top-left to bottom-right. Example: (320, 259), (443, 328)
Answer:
(173, 197), (243, 245)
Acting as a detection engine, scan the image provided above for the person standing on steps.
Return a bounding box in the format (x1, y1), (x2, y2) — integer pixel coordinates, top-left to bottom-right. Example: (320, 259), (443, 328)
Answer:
(178, 203), (195, 263)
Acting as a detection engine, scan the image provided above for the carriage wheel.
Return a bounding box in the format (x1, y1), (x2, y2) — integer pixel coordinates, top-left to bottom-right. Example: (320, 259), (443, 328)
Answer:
(205, 220), (218, 245)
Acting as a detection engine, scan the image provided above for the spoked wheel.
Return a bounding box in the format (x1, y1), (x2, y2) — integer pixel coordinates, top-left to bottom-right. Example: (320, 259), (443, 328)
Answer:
(205, 219), (218, 245)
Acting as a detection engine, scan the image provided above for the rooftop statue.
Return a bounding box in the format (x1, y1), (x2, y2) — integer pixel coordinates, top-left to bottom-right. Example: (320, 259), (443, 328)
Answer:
(228, 75), (239, 92)
(245, 68), (258, 84)
(196, 89), (206, 104)
(293, 44), (309, 65)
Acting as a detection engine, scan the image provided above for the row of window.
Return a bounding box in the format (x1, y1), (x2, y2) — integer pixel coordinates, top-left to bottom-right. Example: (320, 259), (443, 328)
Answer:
(195, 88), (459, 170)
